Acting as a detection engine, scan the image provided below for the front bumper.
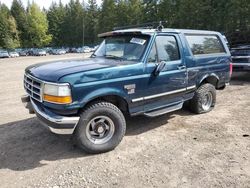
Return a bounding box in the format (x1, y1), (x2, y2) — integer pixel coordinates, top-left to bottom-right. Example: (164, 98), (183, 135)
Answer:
(21, 95), (80, 135)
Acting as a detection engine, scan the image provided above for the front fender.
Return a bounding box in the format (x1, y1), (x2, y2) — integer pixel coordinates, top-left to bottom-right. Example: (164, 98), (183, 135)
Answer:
(78, 87), (129, 108)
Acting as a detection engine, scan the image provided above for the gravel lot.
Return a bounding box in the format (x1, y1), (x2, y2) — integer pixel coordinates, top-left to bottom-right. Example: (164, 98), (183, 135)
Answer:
(0, 55), (250, 188)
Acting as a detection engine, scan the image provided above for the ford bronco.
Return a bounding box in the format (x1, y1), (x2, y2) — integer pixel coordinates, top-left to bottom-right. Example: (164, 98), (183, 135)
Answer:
(22, 27), (232, 153)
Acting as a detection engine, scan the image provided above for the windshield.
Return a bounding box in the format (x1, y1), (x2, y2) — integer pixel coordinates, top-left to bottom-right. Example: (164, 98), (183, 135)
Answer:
(93, 35), (150, 61)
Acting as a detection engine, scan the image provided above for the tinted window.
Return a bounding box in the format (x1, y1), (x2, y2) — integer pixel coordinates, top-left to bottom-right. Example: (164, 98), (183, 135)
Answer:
(185, 35), (225, 55)
(155, 36), (180, 61)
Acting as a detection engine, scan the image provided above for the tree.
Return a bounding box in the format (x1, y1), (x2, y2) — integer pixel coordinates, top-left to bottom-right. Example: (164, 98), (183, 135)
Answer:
(142, 0), (159, 23)
(85, 0), (99, 44)
(10, 0), (29, 47)
(98, 0), (116, 33)
(127, 0), (143, 25)
(61, 0), (84, 47)
(0, 0), (248, 48)
(0, 3), (20, 49)
(26, 2), (52, 47)
(47, 1), (66, 46)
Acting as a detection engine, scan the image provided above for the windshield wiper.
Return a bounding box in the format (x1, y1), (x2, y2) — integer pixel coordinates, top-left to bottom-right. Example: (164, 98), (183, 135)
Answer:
(104, 54), (125, 60)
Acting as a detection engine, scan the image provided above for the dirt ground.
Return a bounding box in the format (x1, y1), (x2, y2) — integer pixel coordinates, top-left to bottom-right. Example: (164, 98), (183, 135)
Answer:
(0, 55), (249, 188)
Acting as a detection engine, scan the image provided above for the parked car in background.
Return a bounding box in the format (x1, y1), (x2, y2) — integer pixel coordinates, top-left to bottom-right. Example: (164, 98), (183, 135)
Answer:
(76, 46), (92, 53)
(27, 49), (36, 56)
(19, 50), (28, 56)
(0, 51), (10, 58)
(51, 49), (66, 55)
(231, 45), (250, 71)
(76, 47), (84, 53)
(89, 47), (95, 52)
(69, 47), (77, 53)
(83, 46), (91, 53)
(64, 47), (70, 53)
(34, 49), (47, 56)
(9, 51), (19, 58)
(44, 47), (52, 54)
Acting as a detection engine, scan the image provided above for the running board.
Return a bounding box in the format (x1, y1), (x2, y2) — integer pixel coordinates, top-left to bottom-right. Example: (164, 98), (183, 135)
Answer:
(144, 102), (183, 117)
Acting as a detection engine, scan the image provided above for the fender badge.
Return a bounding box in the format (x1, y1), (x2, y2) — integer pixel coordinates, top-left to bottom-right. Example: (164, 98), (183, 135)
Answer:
(124, 84), (136, 94)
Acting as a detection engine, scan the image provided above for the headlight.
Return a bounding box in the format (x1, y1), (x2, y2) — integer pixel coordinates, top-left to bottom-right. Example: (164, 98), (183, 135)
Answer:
(43, 83), (72, 104)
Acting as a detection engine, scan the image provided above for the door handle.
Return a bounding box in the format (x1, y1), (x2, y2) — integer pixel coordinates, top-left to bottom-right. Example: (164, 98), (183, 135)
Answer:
(178, 65), (186, 70)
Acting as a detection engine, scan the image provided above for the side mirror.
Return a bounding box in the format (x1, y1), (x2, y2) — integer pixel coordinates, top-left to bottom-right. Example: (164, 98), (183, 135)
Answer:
(154, 61), (166, 76)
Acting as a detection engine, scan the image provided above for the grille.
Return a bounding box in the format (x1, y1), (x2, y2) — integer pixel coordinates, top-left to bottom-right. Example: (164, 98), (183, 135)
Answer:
(24, 74), (43, 102)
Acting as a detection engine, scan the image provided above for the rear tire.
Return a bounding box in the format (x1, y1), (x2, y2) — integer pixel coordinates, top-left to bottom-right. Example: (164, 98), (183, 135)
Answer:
(74, 101), (126, 154)
(189, 83), (216, 114)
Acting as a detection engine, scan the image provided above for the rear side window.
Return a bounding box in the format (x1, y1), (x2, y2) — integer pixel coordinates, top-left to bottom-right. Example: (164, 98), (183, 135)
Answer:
(185, 34), (226, 55)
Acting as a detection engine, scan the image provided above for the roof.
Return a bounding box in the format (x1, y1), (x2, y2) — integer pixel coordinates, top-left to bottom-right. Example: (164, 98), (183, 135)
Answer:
(98, 28), (221, 38)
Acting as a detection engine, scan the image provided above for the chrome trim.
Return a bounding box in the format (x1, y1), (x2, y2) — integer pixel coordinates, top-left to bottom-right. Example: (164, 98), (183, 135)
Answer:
(232, 56), (250, 59)
(187, 85), (196, 90)
(47, 127), (77, 135)
(30, 99), (80, 135)
(24, 73), (72, 104)
(131, 97), (144, 102)
(24, 74), (43, 102)
(131, 85), (196, 103)
(144, 88), (186, 100)
(233, 63), (250, 66)
(24, 84), (40, 95)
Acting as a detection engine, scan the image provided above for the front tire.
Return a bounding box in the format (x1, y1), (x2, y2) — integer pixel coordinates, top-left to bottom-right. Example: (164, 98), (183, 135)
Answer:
(74, 101), (126, 154)
(190, 83), (216, 114)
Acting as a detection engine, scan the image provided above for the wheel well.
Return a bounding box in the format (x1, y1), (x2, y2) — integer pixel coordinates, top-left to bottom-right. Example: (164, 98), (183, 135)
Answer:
(200, 76), (219, 88)
(84, 95), (129, 114)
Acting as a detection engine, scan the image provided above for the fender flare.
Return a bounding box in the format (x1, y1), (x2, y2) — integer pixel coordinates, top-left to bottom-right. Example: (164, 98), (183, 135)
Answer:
(79, 87), (130, 108)
(198, 73), (220, 87)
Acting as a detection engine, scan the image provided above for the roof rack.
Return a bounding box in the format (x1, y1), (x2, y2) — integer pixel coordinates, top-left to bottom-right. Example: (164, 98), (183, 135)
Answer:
(113, 21), (167, 31)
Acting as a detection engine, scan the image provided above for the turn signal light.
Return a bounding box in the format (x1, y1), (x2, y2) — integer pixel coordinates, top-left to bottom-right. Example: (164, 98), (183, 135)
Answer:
(43, 94), (72, 104)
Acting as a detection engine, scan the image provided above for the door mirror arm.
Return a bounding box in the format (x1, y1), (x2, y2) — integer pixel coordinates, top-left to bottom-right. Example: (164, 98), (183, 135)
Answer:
(154, 61), (166, 76)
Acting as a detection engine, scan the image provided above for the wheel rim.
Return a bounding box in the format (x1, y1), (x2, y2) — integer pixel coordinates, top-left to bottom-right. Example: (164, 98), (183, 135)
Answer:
(202, 92), (213, 111)
(86, 116), (115, 144)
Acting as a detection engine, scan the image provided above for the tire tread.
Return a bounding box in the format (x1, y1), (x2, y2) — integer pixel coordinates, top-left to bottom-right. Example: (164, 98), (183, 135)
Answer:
(75, 101), (126, 154)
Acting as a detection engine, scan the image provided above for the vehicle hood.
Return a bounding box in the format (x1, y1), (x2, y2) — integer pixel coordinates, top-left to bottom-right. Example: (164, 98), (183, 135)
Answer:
(25, 58), (134, 82)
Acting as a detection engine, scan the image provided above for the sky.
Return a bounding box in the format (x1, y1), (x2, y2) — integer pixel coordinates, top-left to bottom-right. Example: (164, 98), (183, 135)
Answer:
(0, 0), (102, 9)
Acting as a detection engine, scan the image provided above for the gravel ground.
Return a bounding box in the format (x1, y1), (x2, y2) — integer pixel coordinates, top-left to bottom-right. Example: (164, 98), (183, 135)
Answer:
(0, 55), (249, 188)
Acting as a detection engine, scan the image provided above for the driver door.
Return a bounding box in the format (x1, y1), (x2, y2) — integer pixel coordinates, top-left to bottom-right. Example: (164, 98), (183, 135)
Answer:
(143, 34), (187, 111)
